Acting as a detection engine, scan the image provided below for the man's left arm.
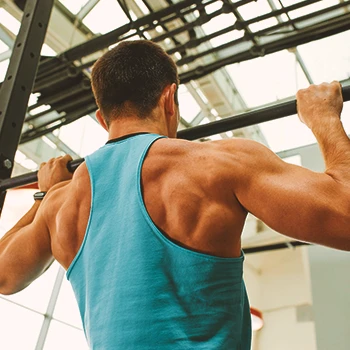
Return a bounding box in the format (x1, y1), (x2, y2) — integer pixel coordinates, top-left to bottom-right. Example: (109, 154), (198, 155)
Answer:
(0, 155), (73, 295)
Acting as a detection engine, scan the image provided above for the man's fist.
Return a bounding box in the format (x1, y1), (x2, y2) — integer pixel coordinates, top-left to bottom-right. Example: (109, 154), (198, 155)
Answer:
(296, 81), (343, 130)
(38, 155), (73, 192)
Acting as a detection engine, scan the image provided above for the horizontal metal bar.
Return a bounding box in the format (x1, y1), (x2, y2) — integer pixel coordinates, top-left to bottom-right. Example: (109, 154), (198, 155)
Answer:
(243, 241), (309, 254)
(2, 84), (350, 191)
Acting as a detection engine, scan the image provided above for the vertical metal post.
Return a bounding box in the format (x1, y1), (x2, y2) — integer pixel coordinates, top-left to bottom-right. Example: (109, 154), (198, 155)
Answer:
(0, 0), (54, 215)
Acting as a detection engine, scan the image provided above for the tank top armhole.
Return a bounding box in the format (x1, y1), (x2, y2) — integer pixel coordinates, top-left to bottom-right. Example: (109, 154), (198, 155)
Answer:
(136, 136), (245, 263)
(66, 157), (95, 279)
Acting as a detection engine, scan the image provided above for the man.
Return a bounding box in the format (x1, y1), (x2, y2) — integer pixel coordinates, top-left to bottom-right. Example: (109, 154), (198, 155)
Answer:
(0, 40), (349, 349)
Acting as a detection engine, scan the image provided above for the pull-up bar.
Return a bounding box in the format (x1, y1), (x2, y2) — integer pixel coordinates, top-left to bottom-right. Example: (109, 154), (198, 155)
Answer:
(1, 84), (349, 192)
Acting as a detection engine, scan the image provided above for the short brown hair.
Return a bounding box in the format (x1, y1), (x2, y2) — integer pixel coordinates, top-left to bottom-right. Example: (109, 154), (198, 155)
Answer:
(91, 40), (179, 124)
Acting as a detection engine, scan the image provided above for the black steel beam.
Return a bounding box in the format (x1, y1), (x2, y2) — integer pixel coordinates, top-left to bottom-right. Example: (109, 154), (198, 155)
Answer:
(180, 11), (350, 83)
(244, 241), (309, 254)
(3, 84), (350, 191)
(0, 0), (54, 214)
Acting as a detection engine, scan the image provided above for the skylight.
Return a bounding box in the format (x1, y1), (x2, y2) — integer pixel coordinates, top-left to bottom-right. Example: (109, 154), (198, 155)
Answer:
(288, 0), (340, 19)
(0, 40), (8, 54)
(58, 0), (91, 15)
(178, 85), (201, 124)
(58, 115), (107, 157)
(0, 8), (20, 35)
(0, 59), (9, 82)
(83, 0), (130, 35)
(201, 13), (237, 36)
(226, 50), (309, 108)
(297, 31), (350, 84)
(238, 0), (272, 20)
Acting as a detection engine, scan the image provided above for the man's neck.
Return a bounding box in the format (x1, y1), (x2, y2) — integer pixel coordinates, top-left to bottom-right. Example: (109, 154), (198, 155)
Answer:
(107, 117), (168, 141)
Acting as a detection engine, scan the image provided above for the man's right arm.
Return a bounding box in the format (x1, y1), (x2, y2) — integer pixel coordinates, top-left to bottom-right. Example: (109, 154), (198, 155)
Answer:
(222, 82), (350, 251)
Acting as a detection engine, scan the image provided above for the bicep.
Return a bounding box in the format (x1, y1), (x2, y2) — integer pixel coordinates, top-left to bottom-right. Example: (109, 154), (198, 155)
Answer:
(227, 140), (350, 248)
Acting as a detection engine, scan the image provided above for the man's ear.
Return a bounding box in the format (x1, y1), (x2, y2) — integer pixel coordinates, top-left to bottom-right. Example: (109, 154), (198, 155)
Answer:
(96, 109), (108, 131)
(164, 83), (177, 118)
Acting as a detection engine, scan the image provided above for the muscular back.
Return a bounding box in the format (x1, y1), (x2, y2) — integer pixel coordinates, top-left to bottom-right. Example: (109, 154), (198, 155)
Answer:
(45, 138), (247, 270)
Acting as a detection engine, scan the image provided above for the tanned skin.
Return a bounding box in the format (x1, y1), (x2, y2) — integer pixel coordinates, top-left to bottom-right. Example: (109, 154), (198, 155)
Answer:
(0, 81), (349, 295)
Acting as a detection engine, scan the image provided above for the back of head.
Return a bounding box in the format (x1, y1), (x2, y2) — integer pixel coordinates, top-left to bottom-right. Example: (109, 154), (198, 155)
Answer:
(91, 40), (179, 125)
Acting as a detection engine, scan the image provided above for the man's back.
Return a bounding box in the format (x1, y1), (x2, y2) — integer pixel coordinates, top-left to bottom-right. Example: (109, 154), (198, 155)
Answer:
(47, 135), (248, 270)
(47, 133), (251, 349)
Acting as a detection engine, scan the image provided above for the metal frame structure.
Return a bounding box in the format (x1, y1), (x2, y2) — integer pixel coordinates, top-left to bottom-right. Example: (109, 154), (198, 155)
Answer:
(13, 0), (350, 144)
(0, 0), (54, 213)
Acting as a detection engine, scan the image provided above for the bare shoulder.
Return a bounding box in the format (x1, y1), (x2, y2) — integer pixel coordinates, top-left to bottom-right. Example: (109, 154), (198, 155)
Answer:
(145, 137), (274, 193)
(42, 162), (89, 221)
(153, 137), (276, 174)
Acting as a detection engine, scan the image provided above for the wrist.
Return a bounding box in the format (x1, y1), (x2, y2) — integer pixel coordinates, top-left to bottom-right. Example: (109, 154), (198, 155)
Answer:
(310, 113), (341, 135)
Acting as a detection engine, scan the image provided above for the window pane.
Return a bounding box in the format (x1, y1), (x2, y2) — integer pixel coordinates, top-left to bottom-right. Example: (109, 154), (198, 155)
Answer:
(178, 85), (201, 123)
(44, 320), (88, 350)
(58, 0), (90, 15)
(226, 50), (309, 108)
(0, 59), (9, 82)
(53, 277), (83, 329)
(0, 298), (44, 350)
(83, 0), (130, 35)
(0, 40), (9, 55)
(297, 31), (350, 84)
(58, 116), (107, 157)
(0, 8), (20, 35)
(238, 0), (272, 20)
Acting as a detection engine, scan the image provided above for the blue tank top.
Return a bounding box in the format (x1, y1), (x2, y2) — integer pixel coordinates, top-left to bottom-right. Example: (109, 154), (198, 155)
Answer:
(67, 133), (252, 349)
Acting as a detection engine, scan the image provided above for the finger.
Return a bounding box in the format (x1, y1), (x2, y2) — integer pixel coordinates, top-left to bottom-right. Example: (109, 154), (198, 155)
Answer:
(62, 154), (73, 162)
(39, 162), (46, 169)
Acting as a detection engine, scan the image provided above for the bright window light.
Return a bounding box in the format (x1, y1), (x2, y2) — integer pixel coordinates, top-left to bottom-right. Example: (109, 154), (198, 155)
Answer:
(54, 277), (84, 329)
(288, 0), (339, 19)
(83, 0), (130, 34)
(283, 154), (302, 166)
(0, 40), (9, 54)
(226, 50), (309, 108)
(178, 85), (201, 123)
(199, 117), (210, 125)
(297, 31), (350, 84)
(209, 30), (244, 48)
(42, 136), (58, 149)
(248, 17), (279, 33)
(28, 93), (40, 106)
(44, 320), (88, 350)
(202, 13), (236, 35)
(259, 114), (316, 153)
(21, 158), (38, 170)
(208, 134), (222, 141)
(0, 59), (9, 82)
(59, 115), (107, 157)
(41, 44), (57, 56)
(135, 0), (150, 14)
(238, 0), (272, 21)
(0, 298), (44, 350)
(205, 1), (223, 14)
(0, 8), (20, 35)
(58, 0), (90, 15)
(30, 104), (51, 115)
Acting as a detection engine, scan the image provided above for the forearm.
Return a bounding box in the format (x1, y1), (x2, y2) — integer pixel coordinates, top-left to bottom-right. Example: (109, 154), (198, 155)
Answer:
(312, 117), (350, 181)
(0, 200), (41, 246)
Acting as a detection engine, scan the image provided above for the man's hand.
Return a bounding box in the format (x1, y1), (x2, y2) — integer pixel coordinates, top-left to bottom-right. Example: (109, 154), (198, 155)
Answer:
(38, 155), (73, 192)
(296, 81), (343, 130)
